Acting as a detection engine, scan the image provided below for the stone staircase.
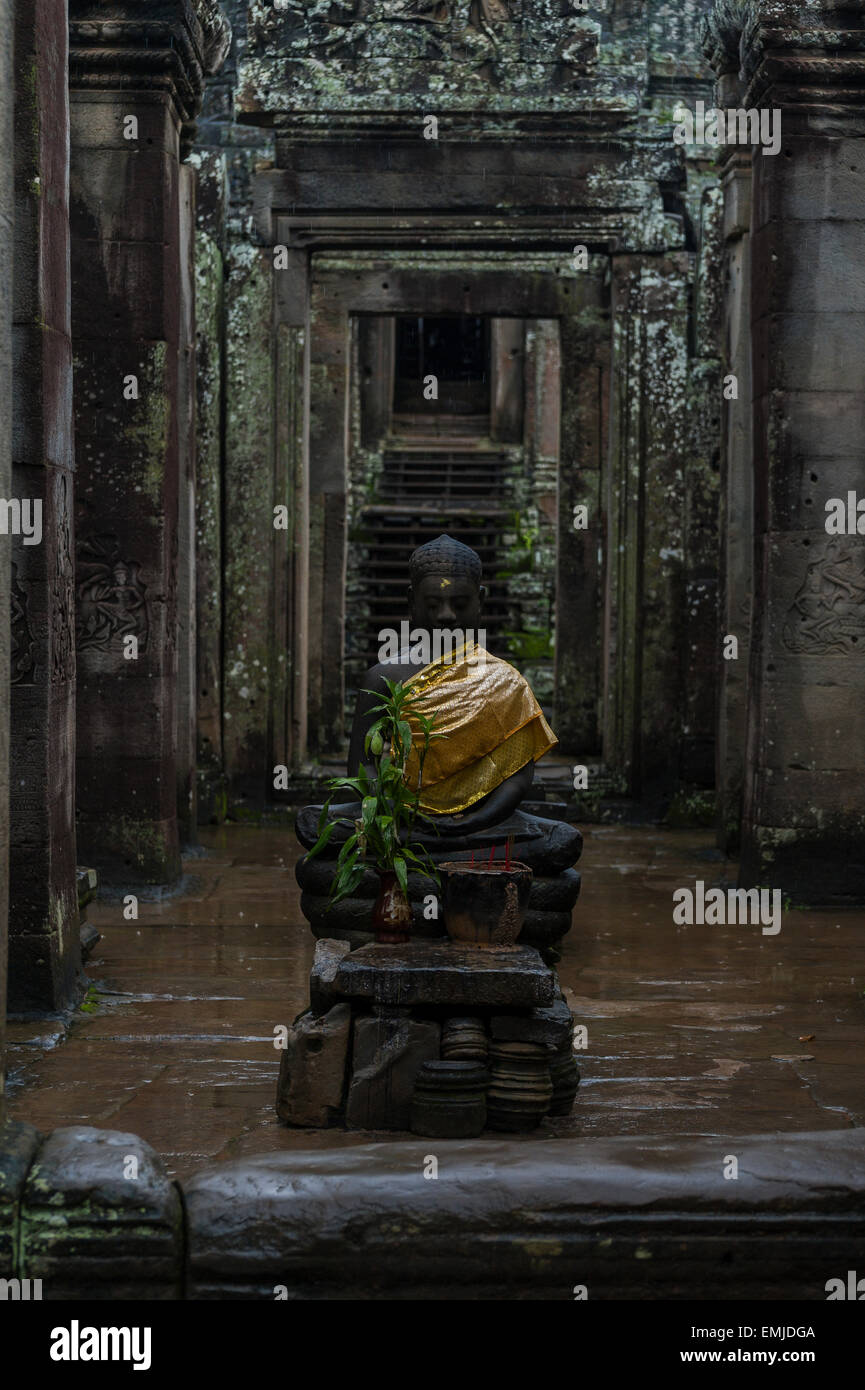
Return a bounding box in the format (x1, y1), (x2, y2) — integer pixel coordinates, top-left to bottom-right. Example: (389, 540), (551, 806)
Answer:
(349, 422), (515, 671)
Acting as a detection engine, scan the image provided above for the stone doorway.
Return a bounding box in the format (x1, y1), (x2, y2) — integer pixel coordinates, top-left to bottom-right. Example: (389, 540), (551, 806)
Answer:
(273, 249), (608, 771)
(393, 313), (490, 421)
(347, 312), (533, 699)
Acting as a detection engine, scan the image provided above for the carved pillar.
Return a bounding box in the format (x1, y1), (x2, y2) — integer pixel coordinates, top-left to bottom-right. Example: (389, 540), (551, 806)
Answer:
(177, 161), (197, 845)
(194, 151), (227, 819)
(604, 254), (691, 797)
(8, 0), (80, 1012)
(221, 239), (277, 801)
(737, 1), (865, 899)
(557, 286), (609, 753)
(68, 1), (229, 885)
(0, 0), (12, 1083)
(704, 5), (754, 851)
(306, 274), (349, 755)
(519, 319), (559, 710)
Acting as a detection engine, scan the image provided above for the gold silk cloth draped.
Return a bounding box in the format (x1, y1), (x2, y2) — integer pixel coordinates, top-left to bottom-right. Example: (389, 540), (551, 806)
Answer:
(403, 642), (557, 814)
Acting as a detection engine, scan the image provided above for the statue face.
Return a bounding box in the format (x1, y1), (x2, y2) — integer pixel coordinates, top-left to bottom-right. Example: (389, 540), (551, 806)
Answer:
(409, 572), (484, 633)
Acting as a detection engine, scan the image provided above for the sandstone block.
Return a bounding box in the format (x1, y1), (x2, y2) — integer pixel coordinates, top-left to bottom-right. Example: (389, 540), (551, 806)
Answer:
(19, 1126), (182, 1299)
(490, 998), (574, 1048)
(335, 941), (555, 1009)
(346, 1013), (440, 1131)
(309, 938), (352, 1015)
(276, 1003), (352, 1128)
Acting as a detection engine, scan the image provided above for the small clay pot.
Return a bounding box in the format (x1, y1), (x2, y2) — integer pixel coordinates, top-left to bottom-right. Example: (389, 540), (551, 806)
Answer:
(371, 869), (412, 944)
(440, 861), (533, 948)
(410, 1060), (488, 1138)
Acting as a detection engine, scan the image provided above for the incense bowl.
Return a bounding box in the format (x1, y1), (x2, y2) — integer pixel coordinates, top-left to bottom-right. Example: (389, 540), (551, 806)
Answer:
(439, 861), (533, 948)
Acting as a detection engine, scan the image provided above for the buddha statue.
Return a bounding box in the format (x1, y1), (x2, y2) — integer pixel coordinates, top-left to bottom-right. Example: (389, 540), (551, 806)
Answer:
(295, 535), (582, 961)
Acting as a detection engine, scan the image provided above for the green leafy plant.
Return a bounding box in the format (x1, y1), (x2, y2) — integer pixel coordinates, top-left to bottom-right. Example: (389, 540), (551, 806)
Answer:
(306, 678), (442, 906)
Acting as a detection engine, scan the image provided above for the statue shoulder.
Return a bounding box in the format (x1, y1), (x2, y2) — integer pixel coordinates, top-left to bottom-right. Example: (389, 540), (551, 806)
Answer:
(359, 662), (391, 695)
(362, 657), (421, 690)
(485, 651), (542, 701)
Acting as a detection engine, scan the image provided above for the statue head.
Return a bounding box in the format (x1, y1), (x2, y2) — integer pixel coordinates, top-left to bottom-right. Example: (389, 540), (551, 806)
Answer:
(408, 534), (485, 634)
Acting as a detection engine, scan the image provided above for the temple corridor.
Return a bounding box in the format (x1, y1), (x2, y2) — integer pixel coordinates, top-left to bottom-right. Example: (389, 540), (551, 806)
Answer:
(2, 0), (865, 1312)
(7, 826), (863, 1180)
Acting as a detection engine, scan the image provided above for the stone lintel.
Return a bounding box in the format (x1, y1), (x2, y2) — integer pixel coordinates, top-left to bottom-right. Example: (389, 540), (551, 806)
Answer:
(334, 942), (555, 1009)
(236, 14), (641, 132)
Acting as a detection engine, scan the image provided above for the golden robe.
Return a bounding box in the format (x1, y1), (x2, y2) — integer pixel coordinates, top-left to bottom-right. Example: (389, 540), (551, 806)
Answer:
(403, 642), (557, 814)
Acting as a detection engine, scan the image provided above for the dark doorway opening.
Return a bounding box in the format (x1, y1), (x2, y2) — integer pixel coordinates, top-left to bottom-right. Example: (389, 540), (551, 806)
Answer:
(393, 315), (490, 415)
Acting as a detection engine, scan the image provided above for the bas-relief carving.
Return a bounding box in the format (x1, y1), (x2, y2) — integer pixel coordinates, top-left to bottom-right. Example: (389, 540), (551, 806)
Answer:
(164, 536), (178, 662)
(11, 564), (35, 685)
(51, 474), (77, 687)
(76, 534), (149, 654)
(265, 0), (598, 71)
(782, 543), (865, 655)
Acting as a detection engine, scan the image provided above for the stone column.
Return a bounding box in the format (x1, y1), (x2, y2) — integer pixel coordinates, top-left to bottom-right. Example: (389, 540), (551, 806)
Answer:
(221, 239), (276, 801)
(604, 253), (690, 798)
(738, 2), (865, 900)
(193, 151), (227, 820)
(359, 316), (395, 448)
(704, 11), (754, 852)
(490, 318), (524, 444)
(306, 279), (349, 755)
(68, 1), (229, 886)
(0, 0), (12, 1093)
(557, 286), (609, 753)
(8, 0), (80, 1012)
(177, 162), (197, 846)
(518, 319), (559, 711)
(681, 186), (722, 793)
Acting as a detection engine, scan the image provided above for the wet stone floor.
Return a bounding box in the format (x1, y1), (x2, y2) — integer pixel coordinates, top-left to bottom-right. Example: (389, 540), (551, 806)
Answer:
(7, 826), (865, 1179)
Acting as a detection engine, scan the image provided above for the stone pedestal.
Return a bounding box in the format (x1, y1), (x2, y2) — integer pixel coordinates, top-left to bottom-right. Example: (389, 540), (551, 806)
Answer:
(277, 937), (576, 1134)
